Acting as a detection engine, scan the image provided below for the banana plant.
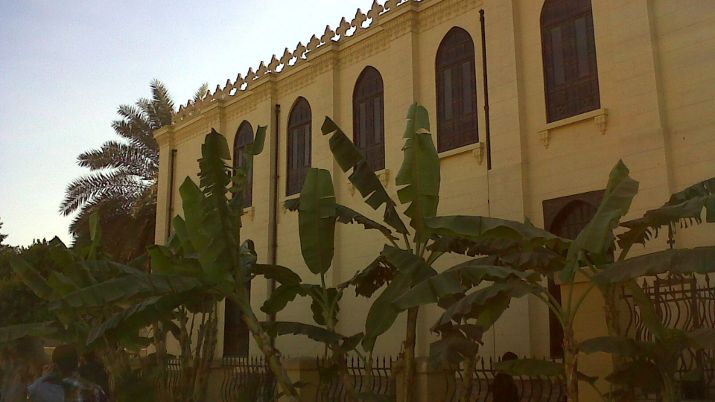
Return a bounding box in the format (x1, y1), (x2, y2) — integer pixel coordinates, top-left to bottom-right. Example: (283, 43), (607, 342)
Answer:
(409, 163), (715, 402)
(580, 299), (715, 401)
(22, 127), (303, 402)
(393, 218), (569, 402)
(261, 168), (372, 401)
(1, 215), (165, 401)
(319, 104), (448, 402)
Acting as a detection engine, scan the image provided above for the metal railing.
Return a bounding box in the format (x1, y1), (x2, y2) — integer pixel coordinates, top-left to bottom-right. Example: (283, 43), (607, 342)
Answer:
(221, 356), (277, 402)
(446, 357), (566, 402)
(316, 355), (396, 402)
(622, 272), (715, 400)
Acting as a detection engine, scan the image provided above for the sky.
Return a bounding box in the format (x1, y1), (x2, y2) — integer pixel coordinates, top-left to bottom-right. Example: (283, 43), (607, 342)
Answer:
(0, 0), (371, 247)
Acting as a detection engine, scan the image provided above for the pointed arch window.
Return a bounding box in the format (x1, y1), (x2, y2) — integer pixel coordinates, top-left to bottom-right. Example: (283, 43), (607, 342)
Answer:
(543, 191), (603, 358)
(353, 66), (385, 171)
(287, 97), (311, 196)
(541, 0), (600, 122)
(233, 121), (254, 207)
(436, 27), (478, 153)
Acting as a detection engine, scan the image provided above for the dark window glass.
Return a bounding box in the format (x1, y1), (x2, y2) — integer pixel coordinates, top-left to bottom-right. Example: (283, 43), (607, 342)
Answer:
(287, 97), (311, 196)
(543, 191), (603, 358)
(233, 121), (254, 207)
(541, 0), (600, 122)
(435, 27), (478, 153)
(353, 66), (385, 171)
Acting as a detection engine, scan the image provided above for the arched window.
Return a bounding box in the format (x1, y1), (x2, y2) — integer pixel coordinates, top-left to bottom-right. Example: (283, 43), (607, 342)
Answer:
(435, 27), (478, 153)
(233, 121), (254, 207)
(287, 97), (311, 196)
(541, 0), (600, 122)
(543, 192), (602, 358)
(353, 66), (385, 171)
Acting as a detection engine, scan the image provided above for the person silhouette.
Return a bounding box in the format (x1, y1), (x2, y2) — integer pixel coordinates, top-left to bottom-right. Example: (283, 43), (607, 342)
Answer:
(492, 351), (519, 402)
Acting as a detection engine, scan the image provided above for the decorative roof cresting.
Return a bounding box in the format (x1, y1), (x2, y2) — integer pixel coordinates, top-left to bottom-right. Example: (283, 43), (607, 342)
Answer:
(174, 0), (424, 122)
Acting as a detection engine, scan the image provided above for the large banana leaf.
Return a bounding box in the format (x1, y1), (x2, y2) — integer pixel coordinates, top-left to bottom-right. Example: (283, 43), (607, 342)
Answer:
(261, 284), (307, 315)
(171, 216), (197, 255)
(48, 238), (95, 287)
(563, 161), (639, 280)
(604, 360), (662, 393)
(177, 128), (260, 283)
(178, 177), (234, 282)
(321, 117), (408, 235)
(579, 336), (651, 357)
(47, 272), (80, 297)
(618, 177), (715, 248)
(252, 264), (302, 286)
(362, 246), (436, 351)
(594, 246), (715, 283)
(86, 292), (190, 344)
(429, 333), (480, 365)
(0, 321), (59, 343)
(52, 273), (203, 309)
(433, 281), (532, 329)
(393, 262), (533, 311)
(148, 245), (203, 276)
(340, 256), (395, 298)
(425, 216), (567, 250)
(395, 104), (440, 239)
(285, 198), (395, 240)
(298, 169), (337, 275)
(10, 257), (54, 300)
(262, 321), (343, 344)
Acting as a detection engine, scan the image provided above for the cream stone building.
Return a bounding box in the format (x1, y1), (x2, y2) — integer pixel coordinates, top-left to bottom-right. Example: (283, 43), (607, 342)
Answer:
(153, 0), (715, 366)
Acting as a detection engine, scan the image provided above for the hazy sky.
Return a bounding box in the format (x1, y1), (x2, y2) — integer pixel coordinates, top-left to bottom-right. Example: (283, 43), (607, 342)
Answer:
(0, 0), (371, 246)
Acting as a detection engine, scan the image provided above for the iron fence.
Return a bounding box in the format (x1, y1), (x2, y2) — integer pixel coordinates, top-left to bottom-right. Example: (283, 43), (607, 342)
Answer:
(622, 272), (715, 400)
(316, 355), (396, 402)
(221, 356), (277, 402)
(163, 358), (182, 397)
(446, 357), (566, 402)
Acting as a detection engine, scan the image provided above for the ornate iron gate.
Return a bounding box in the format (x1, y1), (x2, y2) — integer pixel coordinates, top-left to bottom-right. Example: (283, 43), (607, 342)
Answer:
(622, 272), (715, 400)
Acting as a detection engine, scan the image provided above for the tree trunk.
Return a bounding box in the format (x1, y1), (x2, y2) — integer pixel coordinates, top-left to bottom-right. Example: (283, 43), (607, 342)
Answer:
(227, 293), (299, 402)
(400, 307), (419, 402)
(563, 326), (579, 402)
(461, 356), (476, 402)
(337, 357), (358, 402)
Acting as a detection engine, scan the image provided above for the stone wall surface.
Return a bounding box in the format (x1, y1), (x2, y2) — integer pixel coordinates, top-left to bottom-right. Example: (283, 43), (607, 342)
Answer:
(153, 2), (715, 397)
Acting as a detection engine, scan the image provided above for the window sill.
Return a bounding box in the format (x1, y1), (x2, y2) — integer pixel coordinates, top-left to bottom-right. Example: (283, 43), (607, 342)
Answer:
(349, 168), (390, 196)
(242, 206), (255, 221)
(437, 142), (486, 165)
(539, 108), (608, 148)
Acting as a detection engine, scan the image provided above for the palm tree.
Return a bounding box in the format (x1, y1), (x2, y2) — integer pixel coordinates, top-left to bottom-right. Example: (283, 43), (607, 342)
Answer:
(60, 80), (208, 261)
(0, 218), (7, 246)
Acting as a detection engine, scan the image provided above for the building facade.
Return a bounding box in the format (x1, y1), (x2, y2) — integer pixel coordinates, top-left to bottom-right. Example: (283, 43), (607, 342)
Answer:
(153, 0), (715, 360)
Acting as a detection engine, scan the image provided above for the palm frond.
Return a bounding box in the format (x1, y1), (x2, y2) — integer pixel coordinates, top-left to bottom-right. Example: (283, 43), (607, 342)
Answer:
(60, 169), (148, 215)
(110, 119), (158, 155)
(149, 79), (175, 126)
(77, 141), (157, 175)
(193, 83), (209, 103)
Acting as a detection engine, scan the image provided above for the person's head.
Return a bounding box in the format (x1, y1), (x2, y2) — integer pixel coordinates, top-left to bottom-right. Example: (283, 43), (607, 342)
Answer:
(52, 344), (78, 376)
(501, 351), (518, 362)
(80, 350), (96, 363)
